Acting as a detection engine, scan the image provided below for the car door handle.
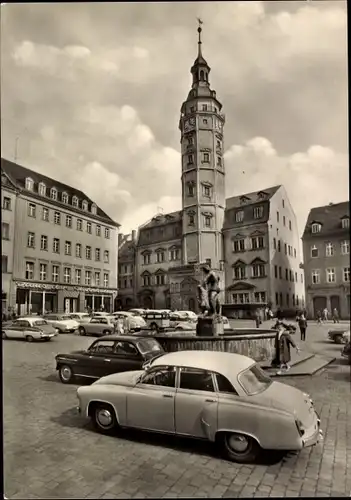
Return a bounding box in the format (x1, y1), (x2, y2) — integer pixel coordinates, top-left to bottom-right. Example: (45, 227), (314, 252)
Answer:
(205, 398), (216, 403)
(104, 359), (111, 362)
(163, 394), (174, 398)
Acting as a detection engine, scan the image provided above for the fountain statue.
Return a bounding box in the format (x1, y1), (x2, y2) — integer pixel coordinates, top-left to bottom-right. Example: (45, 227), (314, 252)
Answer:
(196, 264), (224, 336)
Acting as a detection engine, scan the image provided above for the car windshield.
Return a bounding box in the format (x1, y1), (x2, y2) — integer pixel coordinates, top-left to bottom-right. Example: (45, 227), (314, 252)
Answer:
(61, 315), (72, 320)
(238, 364), (272, 396)
(33, 320), (48, 326)
(137, 338), (162, 354)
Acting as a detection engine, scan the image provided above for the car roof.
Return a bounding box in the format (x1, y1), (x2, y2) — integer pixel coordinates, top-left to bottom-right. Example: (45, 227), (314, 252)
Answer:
(151, 350), (254, 376)
(97, 335), (149, 342)
(18, 316), (44, 321)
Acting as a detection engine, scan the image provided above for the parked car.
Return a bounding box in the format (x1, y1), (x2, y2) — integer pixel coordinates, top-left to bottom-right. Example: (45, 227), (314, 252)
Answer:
(328, 329), (349, 344)
(77, 350), (323, 464)
(174, 321), (195, 331)
(91, 312), (110, 318)
(111, 311), (147, 331)
(56, 335), (164, 383)
(67, 313), (91, 323)
(78, 316), (116, 336)
(2, 317), (58, 342)
(128, 308), (146, 317)
(144, 311), (170, 332)
(43, 314), (79, 333)
(341, 341), (351, 365)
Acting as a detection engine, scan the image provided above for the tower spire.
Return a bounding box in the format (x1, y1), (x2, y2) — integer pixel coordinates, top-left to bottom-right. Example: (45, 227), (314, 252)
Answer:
(197, 18), (203, 57)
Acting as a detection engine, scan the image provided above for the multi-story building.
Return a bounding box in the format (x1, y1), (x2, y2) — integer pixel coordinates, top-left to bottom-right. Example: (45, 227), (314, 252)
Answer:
(1, 158), (120, 315)
(117, 231), (137, 309)
(1, 170), (19, 313)
(302, 201), (350, 319)
(116, 25), (303, 315)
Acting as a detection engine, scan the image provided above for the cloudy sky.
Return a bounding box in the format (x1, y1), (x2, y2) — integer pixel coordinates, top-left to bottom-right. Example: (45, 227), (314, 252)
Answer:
(1, 1), (348, 236)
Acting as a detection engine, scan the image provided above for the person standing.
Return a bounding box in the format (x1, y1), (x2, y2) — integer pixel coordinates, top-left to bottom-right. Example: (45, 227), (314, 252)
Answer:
(276, 323), (300, 374)
(322, 308), (328, 322)
(316, 310), (322, 325)
(298, 314), (308, 341)
(114, 317), (124, 335)
(255, 309), (261, 328)
(332, 308), (340, 323)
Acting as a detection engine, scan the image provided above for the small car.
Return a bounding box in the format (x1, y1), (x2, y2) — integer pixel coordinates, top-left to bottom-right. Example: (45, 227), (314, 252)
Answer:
(128, 308), (146, 317)
(111, 311), (146, 331)
(341, 341), (351, 365)
(78, 316), (116, 336)
(144, 311), (170, 332)
(77, 350), (323, 464)
(328, 329), (349, 344)
(67, 313), (91, 323)
(43, 314), (79, 333)
(2, 317), (58, 342)
(56, 335), (164, 383)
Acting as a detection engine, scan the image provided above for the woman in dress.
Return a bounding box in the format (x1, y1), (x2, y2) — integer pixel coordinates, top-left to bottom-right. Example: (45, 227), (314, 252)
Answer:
(275, 322), (300, 374)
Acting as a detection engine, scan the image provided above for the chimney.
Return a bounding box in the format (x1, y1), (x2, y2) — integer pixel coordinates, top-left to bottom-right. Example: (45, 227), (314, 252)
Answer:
(118, 233), (124, 245)
(132, 230), (136, 242)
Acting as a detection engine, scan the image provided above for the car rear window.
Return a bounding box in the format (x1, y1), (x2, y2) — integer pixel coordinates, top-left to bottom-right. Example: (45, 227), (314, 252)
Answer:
(33, 320), (48, 326)
(238, 364), (272, 396)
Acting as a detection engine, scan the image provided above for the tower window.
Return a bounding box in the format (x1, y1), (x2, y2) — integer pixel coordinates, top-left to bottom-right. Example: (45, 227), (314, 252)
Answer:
(203, 185), (211, 197)
(187, 136), (193, 145)
(187, 184), (195, 197)
(200, 70), (204, 80)
(203, 153), (209, 162)
(204, 215), (211, 227)
(216, 140), (221, 149)
(190, 106), (195, 113)
(188, 155), (194, 165)
(203, 119), (208, 125)
(202, 104), (208, 111)
(217, 156), (222, 166)
(188, 213), (195, 226)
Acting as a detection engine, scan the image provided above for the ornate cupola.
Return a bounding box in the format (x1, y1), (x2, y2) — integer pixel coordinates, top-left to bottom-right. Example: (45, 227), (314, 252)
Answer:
(190, 20), (211, 88)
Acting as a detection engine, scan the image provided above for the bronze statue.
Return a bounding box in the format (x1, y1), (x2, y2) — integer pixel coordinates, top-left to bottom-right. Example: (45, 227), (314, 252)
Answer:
(197, 264), (221, 316)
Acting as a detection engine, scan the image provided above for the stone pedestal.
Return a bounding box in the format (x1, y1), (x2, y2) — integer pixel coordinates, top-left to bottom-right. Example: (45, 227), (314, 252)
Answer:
(196, 315), (224, 337)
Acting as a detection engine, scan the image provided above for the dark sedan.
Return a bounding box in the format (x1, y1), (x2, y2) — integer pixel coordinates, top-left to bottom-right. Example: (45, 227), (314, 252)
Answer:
(55, 335), (164, 384)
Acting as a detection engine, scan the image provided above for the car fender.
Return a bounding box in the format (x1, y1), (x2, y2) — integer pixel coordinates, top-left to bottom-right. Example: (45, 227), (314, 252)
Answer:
(79, 385), (128, 425)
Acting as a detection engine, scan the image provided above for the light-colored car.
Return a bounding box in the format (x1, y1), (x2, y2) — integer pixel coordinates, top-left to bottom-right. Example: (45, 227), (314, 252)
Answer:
(78, 316), (116, 336)
(44, 314), (80, 333)
(67, 313), (91, 323)
(342, 330), (350, 343)
(2, 317), (58, 342)
(128, 308), (146, 317)
(77, 350), (323, 464)
(112, 311), (147, 331)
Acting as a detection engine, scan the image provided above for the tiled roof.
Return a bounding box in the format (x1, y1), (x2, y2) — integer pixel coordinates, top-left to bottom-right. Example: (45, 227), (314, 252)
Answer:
(1, 158), (119, 226)
(302, 201), (350, 239)
(140, 210), (182, 230)
(225, 185), (281, 210)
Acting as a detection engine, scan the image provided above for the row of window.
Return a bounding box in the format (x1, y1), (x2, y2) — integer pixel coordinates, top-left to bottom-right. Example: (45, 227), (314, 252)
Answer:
(185, 135), (222, 150)
(232, 263), (267, 280)
(310, 241), (349, 258)
(25, 261), (110, 286)
(311, 218), (349, 233)
(185, 153), (222, 167)
(26, 233), (110, 262)
(187, 212), (213, 227)
(234, 206), (264, 222)
(27, 203), (111, 239)
(232, 236), (265, 252)
(273, 238), (297, 258)
(119, 278), (133, 289)
(311, 267), (350, 284)
(274, 266), (303, 283)
(231, 291), (302, 308)
(119, 264), (134, 275)
(25, 177), (97, 214)
(142, 273), (167, 287)
(186, 183), (212, 198)
(142, 248), (181, 266)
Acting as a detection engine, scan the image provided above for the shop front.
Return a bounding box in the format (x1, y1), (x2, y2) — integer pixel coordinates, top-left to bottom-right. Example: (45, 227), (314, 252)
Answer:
(85, 293), (112, 313)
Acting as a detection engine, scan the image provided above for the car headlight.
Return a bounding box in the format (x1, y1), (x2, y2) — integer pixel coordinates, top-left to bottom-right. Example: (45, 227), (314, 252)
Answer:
(295, 419), (305, 436)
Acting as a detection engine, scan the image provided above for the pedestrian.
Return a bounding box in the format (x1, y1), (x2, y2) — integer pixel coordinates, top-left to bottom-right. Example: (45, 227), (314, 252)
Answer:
(332, 308), (340, 323)
(275, 322), (300, 375)
(114, 317), (124, 335)
(255, 309), (261, 328)
(316, 310), (322, 325)
(298, 314), (308, 341)
(322, 308), (328, 322)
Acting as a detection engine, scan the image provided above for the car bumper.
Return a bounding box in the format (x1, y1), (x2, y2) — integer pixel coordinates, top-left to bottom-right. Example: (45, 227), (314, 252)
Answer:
(302, 412), (323, 448)
(41, 333), (56, 340)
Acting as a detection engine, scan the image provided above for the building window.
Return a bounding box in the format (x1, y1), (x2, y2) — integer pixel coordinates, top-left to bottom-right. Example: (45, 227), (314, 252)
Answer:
(95, 248), (101, 261)
(283, 215), (286, 226)
(341, 218), (349, 229)
(41, 207), (49, 222)
(75, 268), (81, 284)
(343, 267), (350, 282)
(52, 238), (60, 253)
(254, 292), (266, 304)
(202, 104), (208, 111)
(311, 245), (318, 258)
(2, 222), (10, 240)
(64, 267), (71, 284)
(72, 196), (78, 207)
(64, 241), (72, 256)
(233, 239), (245, 253)
(188, 154), (194, 165)
(76, 243), (82, 258)
(2, 255), (8, 273)
(142, 273), (151, 287)
(103, 273), (109, 287)
(156, 251), (165, 263)
(203, 119), (208, 125)
(2, 197), (11, 210)
(295, 271), (298, 282)
(104, 250), (109, 263)
(326, 268), (336, 283)
(86, 222), (92, 234)
(217, 156), (222, 166)
(232, 293), (250, 304)
(279, 267), (282, 279)
(252, 263), (265, 278)
(28, 203), (36, 218)
(25, 262), (34, 280)
(203, 185), (211, 197)
(104, 228), (110, 239)
(52, 265), (59, 283)
(277, 240), (281, 252)
(25, 177), (34, 190)
(235, 210), (244, 223)
(169, 248), (180, 261)
(156, 274), (166, 286)
(188, 213), (195, 226)
(64, 215), (72, 228)
(86, 246), (92, 260)
(91, 204), (97, 215)
(40, 235), (48, 251)
(312, 223), (321, 233)
(62, 192), (68, 204)
(37, 182), (46, 196)
(204, 215), (211, 228)
(275, 292), (279, 306)
(82, 200), (88, 211)
(96, 225), (101, 236)
(233, 264), (246, 280)
(39, 263), (47, 281)
(250, 236), (264, 250)
(312, 269), (320, 284)
(289, 270), (293, 281)
(285, 268), (288, 280)
(274, 265), (278, 278)
(85, 270), (91, 286)
(341, 240), (349, 255)
(294, 248), (296, 258)
(54, 211), (61, 225)
(76, 219), (82, 231)
(253, 206), (263, 219)
(203, 153), (210, 163)
(326, 243), (334, 257)
(95, 272), (100, 286)
(276, 211), (279, 223)
(284, 243), (287, 255)
(143, 253), (151, 265)
(187, 184), (195, 197)
(27, 232), (35, 248)
(289, 220), (292, 231)
(50, 188), (58, 200)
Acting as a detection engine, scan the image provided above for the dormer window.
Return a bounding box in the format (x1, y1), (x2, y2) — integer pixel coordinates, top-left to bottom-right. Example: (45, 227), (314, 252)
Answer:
(50, 187), (58, 200)
(253, 206), (264, 219)
(25, 177), (34, 191)
(38, 182), (46, 196)
(62, 192), (68, 204)
(91, 203), (97, 215)
(240, 196), (250, 205)
(72, 196), (79, 208)
(235, 210), (244, 223)
(311, 223), (322, 233)
(341, 217), (350, 229)
(82, 200), (88, 211)
(257, 191), (268, 200)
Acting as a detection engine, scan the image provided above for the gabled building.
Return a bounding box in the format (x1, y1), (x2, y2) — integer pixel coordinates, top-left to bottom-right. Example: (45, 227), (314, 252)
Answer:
(302, 201), (350, 319)
(117, 231), (137, 309)
(1, 158), (120, 315)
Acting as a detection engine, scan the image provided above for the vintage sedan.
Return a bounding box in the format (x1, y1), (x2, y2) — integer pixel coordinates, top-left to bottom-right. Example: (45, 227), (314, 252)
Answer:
(67, 313), (91, 324)
(78, 316), (117, 336)
(56, 335), (164, 383)
(341, 341), (351, 365)
(111, 311), (147, 331)
(2, 317), (58, 342)
(44, 314), (79, 333)
(77, 350), (323, 464)
(328, 328), (350, 344)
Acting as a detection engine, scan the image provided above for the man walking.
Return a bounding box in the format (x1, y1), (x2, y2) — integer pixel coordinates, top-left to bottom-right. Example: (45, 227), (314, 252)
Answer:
(298, 314), (308, 341)
(332, 308), (340, 323)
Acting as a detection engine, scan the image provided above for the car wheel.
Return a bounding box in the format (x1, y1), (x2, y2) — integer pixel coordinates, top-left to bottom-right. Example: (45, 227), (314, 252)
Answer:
(220, 432), (260, 464)
(79, 327), (86, 336)
(2, 331), (7, 339)
(59, 365), (75, 384)
(26, 335), (34, 342)
(334, 335), (343, 344)
(91, 403), (118, 434)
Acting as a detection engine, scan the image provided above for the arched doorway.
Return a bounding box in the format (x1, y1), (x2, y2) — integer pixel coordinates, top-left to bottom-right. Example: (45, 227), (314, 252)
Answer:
(313, 296), (327, 316)
(188, 298), (196, 311)
(143, 296), (153, 309)
(330, 295), (340, 313)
